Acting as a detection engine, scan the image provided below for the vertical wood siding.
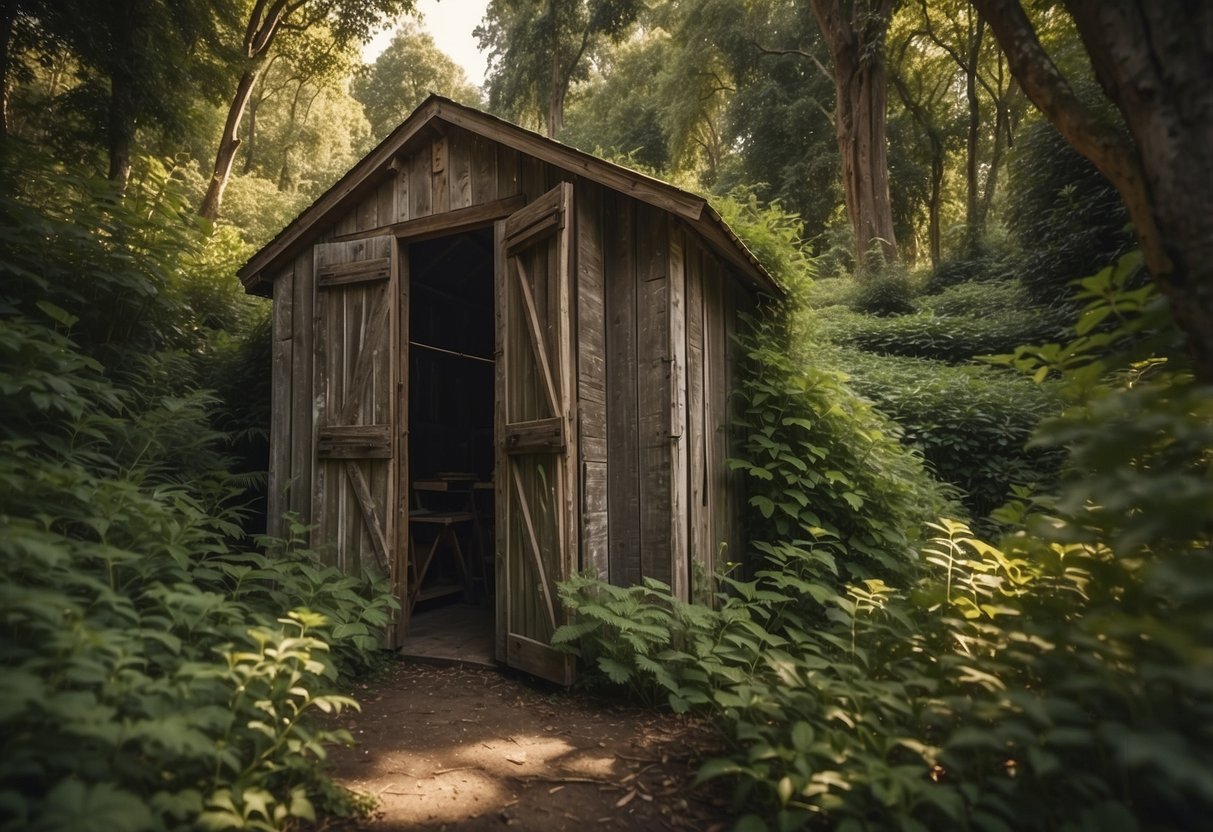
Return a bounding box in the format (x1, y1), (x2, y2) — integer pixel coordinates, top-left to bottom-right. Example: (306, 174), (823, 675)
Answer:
(266, 123), (750, 604)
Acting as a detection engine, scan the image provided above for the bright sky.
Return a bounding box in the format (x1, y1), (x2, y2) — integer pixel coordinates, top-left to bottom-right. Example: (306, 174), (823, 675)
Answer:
(363, 0), (492, 86)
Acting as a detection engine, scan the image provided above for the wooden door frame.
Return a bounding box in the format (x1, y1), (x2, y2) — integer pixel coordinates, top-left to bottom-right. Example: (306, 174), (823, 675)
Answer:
(393, 212), (512, 647)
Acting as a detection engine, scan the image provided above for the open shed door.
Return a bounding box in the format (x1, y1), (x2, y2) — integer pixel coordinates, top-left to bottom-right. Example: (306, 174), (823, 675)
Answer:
(496, 183), (577, 684)
(312, 236), (400, 641)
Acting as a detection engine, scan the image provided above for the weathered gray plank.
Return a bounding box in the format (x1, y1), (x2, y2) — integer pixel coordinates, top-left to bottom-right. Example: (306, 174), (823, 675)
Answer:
(410, 142), (432, 218)
(470, 132), (498, 205)
(448, 128), (472, 210)
(636, 204), (671, 587)
(290, 248), (314, 524)
(686, 244), (711, 602)
(269, 264), (294, 539)
(667, 225), (688, 602)
(432, 134), (450, 215)
(605, 195), (640, 587)
(395, 154), (411, 223)
(576, 183), (608, 577)
(497, 145), (519, 199)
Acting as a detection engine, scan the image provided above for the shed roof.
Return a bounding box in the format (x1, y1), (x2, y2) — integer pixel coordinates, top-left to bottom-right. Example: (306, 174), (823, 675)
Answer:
(239, 95), (779, 296)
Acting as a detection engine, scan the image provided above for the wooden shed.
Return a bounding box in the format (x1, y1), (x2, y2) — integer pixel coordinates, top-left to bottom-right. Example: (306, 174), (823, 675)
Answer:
(240, 95), (779, 684)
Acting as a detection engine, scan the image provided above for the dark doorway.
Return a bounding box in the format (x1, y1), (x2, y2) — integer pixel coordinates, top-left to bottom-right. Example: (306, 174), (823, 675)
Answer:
(403, 227), (496, 665)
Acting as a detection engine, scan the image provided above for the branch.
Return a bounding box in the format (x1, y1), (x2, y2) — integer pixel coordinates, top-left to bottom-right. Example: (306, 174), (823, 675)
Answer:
(752, 41), (834, 83)
(969, 0), (1165, 274)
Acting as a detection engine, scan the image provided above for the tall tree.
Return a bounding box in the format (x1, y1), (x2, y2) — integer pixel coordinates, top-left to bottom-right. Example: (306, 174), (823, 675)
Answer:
(475, 0), (642, 137)
(809, 0), (900, 267)
(352, 20), (482, 142)
(971, 0), (1213, 380)
(198, 0), (415, 221)
(4, 0), (234, 188)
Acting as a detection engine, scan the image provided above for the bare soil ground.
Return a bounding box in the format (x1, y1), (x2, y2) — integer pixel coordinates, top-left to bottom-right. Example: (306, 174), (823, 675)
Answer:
(321, 660), (734, 831)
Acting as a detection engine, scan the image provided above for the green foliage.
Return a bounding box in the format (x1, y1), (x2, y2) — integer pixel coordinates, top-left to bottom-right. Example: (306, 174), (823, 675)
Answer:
(352, 21), (483, 142)
(557, 249), (1213, 831)
(1004, 110), (1133, 306)
(732, 320), (950, 583)
(851, 249), (917, 317)
(817, 305), (1069, 364)
(826, 347), (1064, 522)
(1, 154), (393, 830)
(918, 278), (1030, 318)
(923, 240), (1019, 293)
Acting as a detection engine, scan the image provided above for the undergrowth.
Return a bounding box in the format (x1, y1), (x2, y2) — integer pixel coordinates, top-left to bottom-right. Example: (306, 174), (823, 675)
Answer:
(556, 253), (1213, 830)
(0, 149), (395, 830)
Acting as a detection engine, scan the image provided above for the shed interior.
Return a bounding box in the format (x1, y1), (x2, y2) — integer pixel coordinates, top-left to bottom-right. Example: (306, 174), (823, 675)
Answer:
(404, 228), (496, 664)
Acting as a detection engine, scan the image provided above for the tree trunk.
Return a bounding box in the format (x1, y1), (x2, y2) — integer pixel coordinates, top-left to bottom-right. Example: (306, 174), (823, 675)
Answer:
(200, 66), (259, 221)
(547, 58), (565, 138)
(963, 17), (984, 246)
(972, 0), (1213, 380)
(106, 0), (145, 192)
(0, 0), (16, 140)
(810, 0), (899, 268)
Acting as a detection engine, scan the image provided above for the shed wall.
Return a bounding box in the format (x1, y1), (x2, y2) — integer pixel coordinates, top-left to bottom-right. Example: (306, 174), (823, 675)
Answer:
(266, 124), (750, 593)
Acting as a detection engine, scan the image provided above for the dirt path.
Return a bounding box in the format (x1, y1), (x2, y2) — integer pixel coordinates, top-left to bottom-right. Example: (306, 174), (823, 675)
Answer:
(322, 660), (733, 831)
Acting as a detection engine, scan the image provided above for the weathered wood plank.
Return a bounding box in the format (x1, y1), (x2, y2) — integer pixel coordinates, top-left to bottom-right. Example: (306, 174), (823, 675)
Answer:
(393, 242), (410, 646)
(448, 128), (472, 210)
(686, 244), (710, 603)
(497, 144), (519, 199)
(432, 134), (450, 215)
(316, 256), (391, 287)
(269, 264), (294, 539)
(410, 142), (432, 218)
(330, 195), (527, 244)
(605, 195), (640, 587)
(394, 154), (411, 223)
(576, 183), (608, 577)
(493, 220), (508, 662)
(377, 176), (395, 229)
(356, 191), (377, 232)
(470, 132), (498, 205)
(289, 248), (314, 523)
(317, 424), (392, 458)
(636, 204), (671, 588)
(668, 225), (688, 602)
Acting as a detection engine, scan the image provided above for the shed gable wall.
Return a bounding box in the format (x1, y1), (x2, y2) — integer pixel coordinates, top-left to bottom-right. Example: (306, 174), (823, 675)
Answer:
(267, 125), (749, 597)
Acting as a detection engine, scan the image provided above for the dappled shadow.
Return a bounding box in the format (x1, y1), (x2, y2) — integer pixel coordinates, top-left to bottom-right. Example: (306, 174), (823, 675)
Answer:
(325, 661), (729, 830)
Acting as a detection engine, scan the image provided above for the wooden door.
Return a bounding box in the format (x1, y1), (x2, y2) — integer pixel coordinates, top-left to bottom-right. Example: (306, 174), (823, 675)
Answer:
(496, 183), (577, 684)
(312, 236), (400, 640)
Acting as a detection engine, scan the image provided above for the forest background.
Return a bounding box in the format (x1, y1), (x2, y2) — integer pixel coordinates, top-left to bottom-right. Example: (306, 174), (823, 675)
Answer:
(1, 1), (1210, 831)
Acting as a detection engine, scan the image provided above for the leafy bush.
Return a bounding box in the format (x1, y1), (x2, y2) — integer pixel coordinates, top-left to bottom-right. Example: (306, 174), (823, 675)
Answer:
(918, 279), (1031, 318)
(0, 150), (393, 830)
(817, 306), (1069, 364)
(850, 247), (918, 316)
(556, 252), (1213, 831)
(732, 319), (951, 582)
(1004, 109), (1133, 306)
(825, 347), (1064, 522)
(923, 239), (1019, 293)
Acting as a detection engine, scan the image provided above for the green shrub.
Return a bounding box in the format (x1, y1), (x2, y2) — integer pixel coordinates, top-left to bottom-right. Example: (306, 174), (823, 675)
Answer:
(822, 347), (1064, 523)
(0, 150), (393, 831)
(923, 240), (1019, 294)
(732, 319), (951, 583)
(918, 279), (1032, 318)
(816, 306), (1069, 364)
(556, 252), (1213, 831)
(1004, 109), (1133, 306)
